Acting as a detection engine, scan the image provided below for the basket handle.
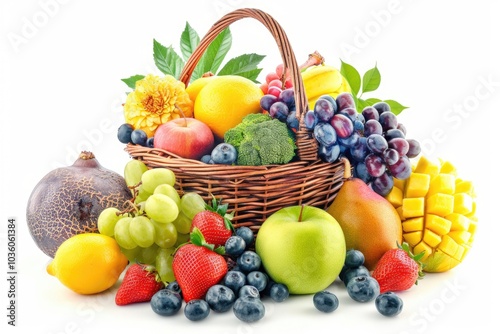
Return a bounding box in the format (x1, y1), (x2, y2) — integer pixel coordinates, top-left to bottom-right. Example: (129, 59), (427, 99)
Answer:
(179, 8), (318, 161)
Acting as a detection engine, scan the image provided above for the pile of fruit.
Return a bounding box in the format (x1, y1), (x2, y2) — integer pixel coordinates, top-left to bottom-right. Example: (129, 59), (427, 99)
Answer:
(25, 13), (480, 327)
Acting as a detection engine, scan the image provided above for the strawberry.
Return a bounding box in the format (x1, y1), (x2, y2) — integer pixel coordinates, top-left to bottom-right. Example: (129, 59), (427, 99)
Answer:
(190, 196), (234, 246)
(371, 242), (425, 294)
(172, 228), (228, 302)
(115, 263), (164, 306)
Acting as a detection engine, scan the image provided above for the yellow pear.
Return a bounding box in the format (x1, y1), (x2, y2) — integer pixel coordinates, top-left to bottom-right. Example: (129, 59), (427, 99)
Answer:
(326, 158), (402, 270)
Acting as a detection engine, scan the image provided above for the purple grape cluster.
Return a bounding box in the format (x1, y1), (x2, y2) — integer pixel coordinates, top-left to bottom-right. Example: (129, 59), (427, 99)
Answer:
(260, 88), (299, 132)
(304, 92), (421, 196)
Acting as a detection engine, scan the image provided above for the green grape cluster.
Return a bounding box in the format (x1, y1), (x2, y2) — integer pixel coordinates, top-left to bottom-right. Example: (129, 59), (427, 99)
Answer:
(97, 159), (206, 282)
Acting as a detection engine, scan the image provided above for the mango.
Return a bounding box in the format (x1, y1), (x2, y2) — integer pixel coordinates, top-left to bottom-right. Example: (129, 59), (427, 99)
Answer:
(385, 156), (477, 273)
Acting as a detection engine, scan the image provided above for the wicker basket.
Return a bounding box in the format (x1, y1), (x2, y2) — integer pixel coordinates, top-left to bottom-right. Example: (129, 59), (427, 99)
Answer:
(125, 8), (345, 233)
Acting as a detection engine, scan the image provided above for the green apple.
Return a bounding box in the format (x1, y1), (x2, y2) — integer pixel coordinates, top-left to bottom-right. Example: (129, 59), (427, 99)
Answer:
(255, 205), (346, 294)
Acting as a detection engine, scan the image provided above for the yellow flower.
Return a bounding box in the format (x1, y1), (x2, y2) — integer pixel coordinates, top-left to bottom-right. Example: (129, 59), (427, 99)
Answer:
(123, 74), (194, 137)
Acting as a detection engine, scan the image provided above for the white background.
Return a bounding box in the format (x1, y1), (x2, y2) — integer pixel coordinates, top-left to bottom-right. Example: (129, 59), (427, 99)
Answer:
(1, 0), (498, 333)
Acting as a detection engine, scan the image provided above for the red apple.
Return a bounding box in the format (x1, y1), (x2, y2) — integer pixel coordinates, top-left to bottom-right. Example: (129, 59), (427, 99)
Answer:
(154, 118), (215, 160)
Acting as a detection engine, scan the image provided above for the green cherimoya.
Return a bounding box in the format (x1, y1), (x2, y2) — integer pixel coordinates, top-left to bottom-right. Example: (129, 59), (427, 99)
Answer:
(224, 113), (296, 166)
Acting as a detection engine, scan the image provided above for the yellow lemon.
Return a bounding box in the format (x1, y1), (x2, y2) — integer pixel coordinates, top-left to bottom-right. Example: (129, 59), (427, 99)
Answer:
(47, 233), (128, 294)
(194, 75), (264, 140)
(186, 75), (218, 103)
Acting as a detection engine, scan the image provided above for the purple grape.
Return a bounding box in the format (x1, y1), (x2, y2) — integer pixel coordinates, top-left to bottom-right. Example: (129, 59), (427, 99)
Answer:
(383, 148), (400, 166)
(338, 132), (360, 148)
(362, 106), (379, 121)
(388, 156), (412, 179)
(385, 128), (405, 141)
(354, 162), (371, 183)
(365, 153), (386, 177)
(313, 122), (337, 147)
(366, 134), (388, 154)
(269, 102), (289, 122)
(314, 98), (335, 122)
(338, 107), (358, 122)
(397, 123), (407, 136)
(304, 110), (318, 130)
(318, 144), (341, 163)
(260, 94), (278, 111)
(286, 112), (299, 132)
(336, 92), (356, 111)
(354, 120), (364, 132)
(388, 138), (409, 156)
(318, 95), (338, 112)
(331, 114), (354, 138)
(350, 137), (369, 162)
(379, 112), (398, 131)
(279, 88), (295, 109)
(364, 119), (383, 137)
(372, 101), (391, 115)
(406, 139), (421, 158)
(371, 172), (394, 197)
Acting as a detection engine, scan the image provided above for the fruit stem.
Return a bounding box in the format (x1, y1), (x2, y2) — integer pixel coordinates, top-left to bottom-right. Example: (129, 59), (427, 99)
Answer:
(298, 204), (305, 222)
(300, 51), (325, 69)
(175, 103), (188, 127)
(340, 157), (352, 179)
(72, 151), (101, 168)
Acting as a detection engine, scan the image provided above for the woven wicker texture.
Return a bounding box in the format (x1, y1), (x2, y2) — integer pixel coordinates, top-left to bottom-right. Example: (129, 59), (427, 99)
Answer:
(125, 8), (345, 232)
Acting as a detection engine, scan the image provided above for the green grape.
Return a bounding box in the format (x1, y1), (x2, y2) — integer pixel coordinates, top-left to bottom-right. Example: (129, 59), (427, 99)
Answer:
(129, 216), (156, 248)
(120, 246), (140, 263)
(141, 168), (176, 193)
(156, 247), (176, 283)
(151, 220), (177, 249)
(153, 184), (181, 207)
(145, 193), (179, 224)
(124, 159), (148, 188)
(180, 192), (206, 219)
(97, 207), (121, 236)
(172, 210), (192, 234)
(175, 232), (190, 247)
(114, 216), (137, 249)
(138, 244), (159, 265)
(134, 185), (152, 204)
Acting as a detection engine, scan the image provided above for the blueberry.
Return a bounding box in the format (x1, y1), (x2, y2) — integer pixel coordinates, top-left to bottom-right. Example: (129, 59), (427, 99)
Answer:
(342, 265), (370, 285)
(313, 291), (339, 313)
(246, 271), (268, 292)
(117, 123), (134, 144)
(165, 281), (182, 297)
(224, 270), (246, 294)
(225, 236), (246, 257)
(184, 299), (210, 321)
(146, 137), (154, 148)
(269, 283), (289, 303)
(238, 285), (260, 299)
(201, 154), (213, 164)
(347, 276), (380, 303)
(237, 251), (261, 273)
(150, 289), (182, 316)
(211, 143), (237, 164)
(205, 284), (236, 313)
(130, 129), (148, 146)
(233, 296), (265, 323)
(235, 227), (254, 247)
(375, 292), (403, 317)
(344, 250), (365, 269)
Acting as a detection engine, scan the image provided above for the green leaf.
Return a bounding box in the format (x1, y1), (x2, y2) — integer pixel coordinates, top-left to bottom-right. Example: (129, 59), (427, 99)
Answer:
(340, 60), (361, 96)
(361, 64), (381, 94)
(354, 97), (371, 113)
(364, 97), (382, 106)
(121, 75), (145, 89)
(193, 27), (232, 80)
(180, 22), (200, 62)
(218, 53), (265, 82)
(189, 227), (204, 246)
(384, 99), (409, 115)
(214, 246), (225, 255)
(153, 39), (184, 78)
